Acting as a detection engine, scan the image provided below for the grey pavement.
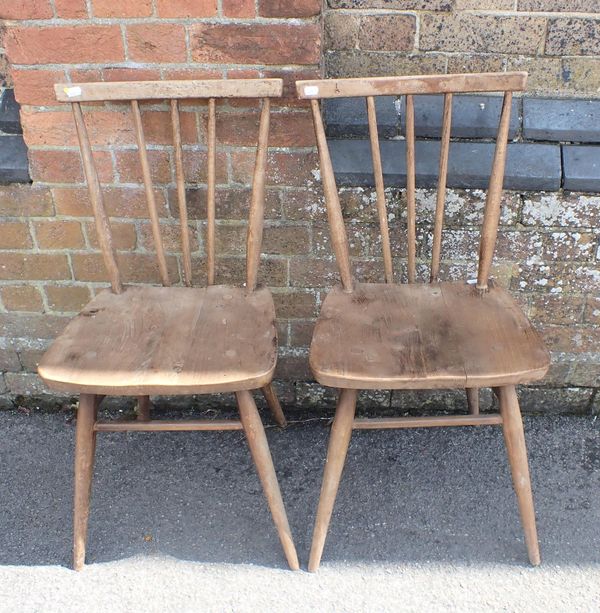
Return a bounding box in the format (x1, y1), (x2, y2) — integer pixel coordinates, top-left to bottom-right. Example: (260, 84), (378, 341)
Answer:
(0, 410), (599, 611)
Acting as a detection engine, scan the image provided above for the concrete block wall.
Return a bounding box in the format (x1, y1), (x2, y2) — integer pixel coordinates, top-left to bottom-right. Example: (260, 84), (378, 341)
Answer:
(0, 0), (598, 414)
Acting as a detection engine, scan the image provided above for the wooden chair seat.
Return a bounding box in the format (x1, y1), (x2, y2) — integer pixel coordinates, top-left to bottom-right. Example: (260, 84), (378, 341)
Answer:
(311, 281), (549, 390)
(39, 285), (277, 396)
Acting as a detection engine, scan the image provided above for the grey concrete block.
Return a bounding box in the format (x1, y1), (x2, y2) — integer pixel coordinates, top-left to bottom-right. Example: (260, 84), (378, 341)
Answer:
(329, 139), (561, 191)
(524, 98), (600, 142)
(324, 96), (398, 138)
(0, 90), (22, 135)
(562, 145), (600, 191)
(0, 134), (30, 184)
(400, 94), (521, 139)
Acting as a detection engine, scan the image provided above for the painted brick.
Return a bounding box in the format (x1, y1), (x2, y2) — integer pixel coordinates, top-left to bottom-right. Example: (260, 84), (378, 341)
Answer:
(563, 145), (600, 192)
(5, 26), (125, 65)
(190, 24), (320, 65)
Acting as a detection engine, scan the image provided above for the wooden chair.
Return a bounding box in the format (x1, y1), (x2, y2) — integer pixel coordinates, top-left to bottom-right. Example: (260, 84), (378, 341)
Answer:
(38, 79), (299, 571)
(296, 72), (550, 571)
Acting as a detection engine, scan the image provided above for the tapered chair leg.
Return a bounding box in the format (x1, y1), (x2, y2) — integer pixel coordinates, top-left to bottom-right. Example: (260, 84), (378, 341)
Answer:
(236, 390), (299, 570)
(466, 387), (479, 415)
(261, 383), (287, 428)
(137, 395), (151, 421)
(308, 388), (358, 572)
(498, 385), (541, 566)
(73, 393), (98, 571)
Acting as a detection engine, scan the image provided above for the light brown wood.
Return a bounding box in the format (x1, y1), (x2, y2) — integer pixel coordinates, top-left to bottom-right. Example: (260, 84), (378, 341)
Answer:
(311, 99), (354, 291)
(72, 103), (122, 294)
(261, 382), (287, 428)
(236, 390), (300, 570)
(497, 385), (541, 565)
(39, 285), (279, 395)
(477, 91), (513, 291)
(296, 72), (527, 99)
(466, 387), (480, 415)
(308, 389), (357, 572)
(131, 99), (170, 287)
(137, 395), (151, 421)
(206, 98), (217, 286)
(405, 94), (417, 283)
(95, 419), (244, 432)
(246, 98), (270, 291)
(310, 281), (550, 390)
(366, 96), (393, 283)
(352, 414), (501, 429)
(56, 79), (284, 102)
(430, 92), (453, 283)
(170, 99), (192, 287)
(73, 393), (97, 571)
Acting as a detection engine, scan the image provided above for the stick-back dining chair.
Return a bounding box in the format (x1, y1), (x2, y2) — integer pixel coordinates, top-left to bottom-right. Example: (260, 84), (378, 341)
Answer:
(38, 78), (299, 571)
(296, 72), (550, 571)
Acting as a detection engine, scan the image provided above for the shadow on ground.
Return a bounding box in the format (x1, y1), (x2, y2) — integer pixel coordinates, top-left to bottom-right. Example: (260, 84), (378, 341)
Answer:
(0, 411), (598, 569)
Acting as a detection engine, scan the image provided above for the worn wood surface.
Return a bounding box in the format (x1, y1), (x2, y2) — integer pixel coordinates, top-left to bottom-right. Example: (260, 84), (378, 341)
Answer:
(39, 285), (278, 395)
(310, 281), (549, 389)
(405, 94), (417, 283)
(297, 72), (527, 99)
(95, 419), (244, 432)
(352, 414), (501, 429)
(56, 79), (284, 102)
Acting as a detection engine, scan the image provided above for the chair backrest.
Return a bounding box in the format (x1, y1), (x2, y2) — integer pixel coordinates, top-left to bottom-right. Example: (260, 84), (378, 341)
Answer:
(296, 72), (527, 292)
(55, 79), (283, 294)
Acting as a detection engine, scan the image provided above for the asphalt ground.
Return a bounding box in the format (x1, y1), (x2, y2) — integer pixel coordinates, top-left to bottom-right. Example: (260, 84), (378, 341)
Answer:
(0, 410), (599, 611)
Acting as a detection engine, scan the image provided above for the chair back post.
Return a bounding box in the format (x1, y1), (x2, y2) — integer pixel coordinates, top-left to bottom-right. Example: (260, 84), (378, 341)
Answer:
(476, 91), (513, 291)
(246, 97), (270, 291)
(71, 101), (123, 294)
(206, 97), (217, 286)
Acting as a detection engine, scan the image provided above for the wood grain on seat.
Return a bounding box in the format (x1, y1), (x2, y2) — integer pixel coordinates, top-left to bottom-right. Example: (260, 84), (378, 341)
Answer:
(310, 281), (550, 390)
(39, 285), (277, 395)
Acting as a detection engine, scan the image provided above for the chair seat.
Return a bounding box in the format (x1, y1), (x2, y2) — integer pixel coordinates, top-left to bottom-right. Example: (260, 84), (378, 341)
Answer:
(310, 281), (550, 390)
(38, 285), (277, 395)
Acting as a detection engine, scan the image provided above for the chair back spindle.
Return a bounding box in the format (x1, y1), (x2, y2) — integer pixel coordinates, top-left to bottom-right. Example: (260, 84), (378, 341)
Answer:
(56, 79), (283, 293)
(296, 72), (526, 291)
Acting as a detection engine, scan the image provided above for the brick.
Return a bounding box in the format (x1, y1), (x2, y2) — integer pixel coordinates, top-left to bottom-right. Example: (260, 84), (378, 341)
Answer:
(156, 0), (217, 16)
(546, 18), (600, 56)
(190, 24), (320, 65)
(127, 24), (187, 63)
(326, 51), (447, 79)
(0, 185), (54, 217)
(523, 193), (600, 228)
(115, 149), (172, 184)
(0, 253), (70, 281)
(540, 325), (600, 354)
(231, 151), (319, 187)
(568, 363), (600, 388)
(446, 54), (505, 75)
(289, 320), (314, 347)
(290, 256), (338, 288)
(11, 69), (66, 106)
(182, 151), (228, 185)
(93, 0), (152, 17)
(259, 0), (320, 16)
(223, 0), (255, 17)
(103, 67), (162, 82)
(324, 12), (359, 51)
(16, 346), (47, 372)
(161, 68), (222, 82)
(33, 220), (85, 249)
(420, 15), (546, 54)
(561, 58), (600, 96)
(272, 290), (317, 319)
(506, 57), (565, 95)
(514, 264), (600, 294)
(262, 67), (321, 108)
(524, 98), (600, 142)
(54, 0), (88, 17)
(0, 314), (68, 341)
(139, 222), (198, 254)
(519, 0), (600, 9)
(0, 0), (52, 19)
(263, 225), (311, 255)
(457, 0), (513, 6)
(5, 372), (64, 396)
(72, 253), (179, 284)
(280, 188), (327, 222)
(45, 286), (91, 312)
(85, 221), (137, 251)
(5, 26), (125, 65)
(0, 135), (29, 183)
(528, 294), (585, 325)
(274, 349), (311, 381)
(53, 186), (168, 219)
(328, 0), (451, 7)
(584, 296), (600, 324)
(0, 221), (32, 248)
(29, 150), (113, 184)
(190, 255), (288, 287)
(358, 15), (416, 52)
(496, 230), (597, 262)
(142, 110), (197, 145)
(0, 286), (44, 312)
(563, 146), (600, 192)
(0, 340), (21, 372)
(516, 386), (592, 415)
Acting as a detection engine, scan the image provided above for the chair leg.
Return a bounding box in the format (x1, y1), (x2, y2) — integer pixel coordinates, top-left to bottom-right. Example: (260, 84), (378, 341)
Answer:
(73, 393), (98, 571)
(466, 387), (480, 415)
(137, 395), (151, 421)
(308, 388), (357, 573)
(236, 390), (299, 570)
(260, 383), (287, 428)
(497, 385), (541, 566)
